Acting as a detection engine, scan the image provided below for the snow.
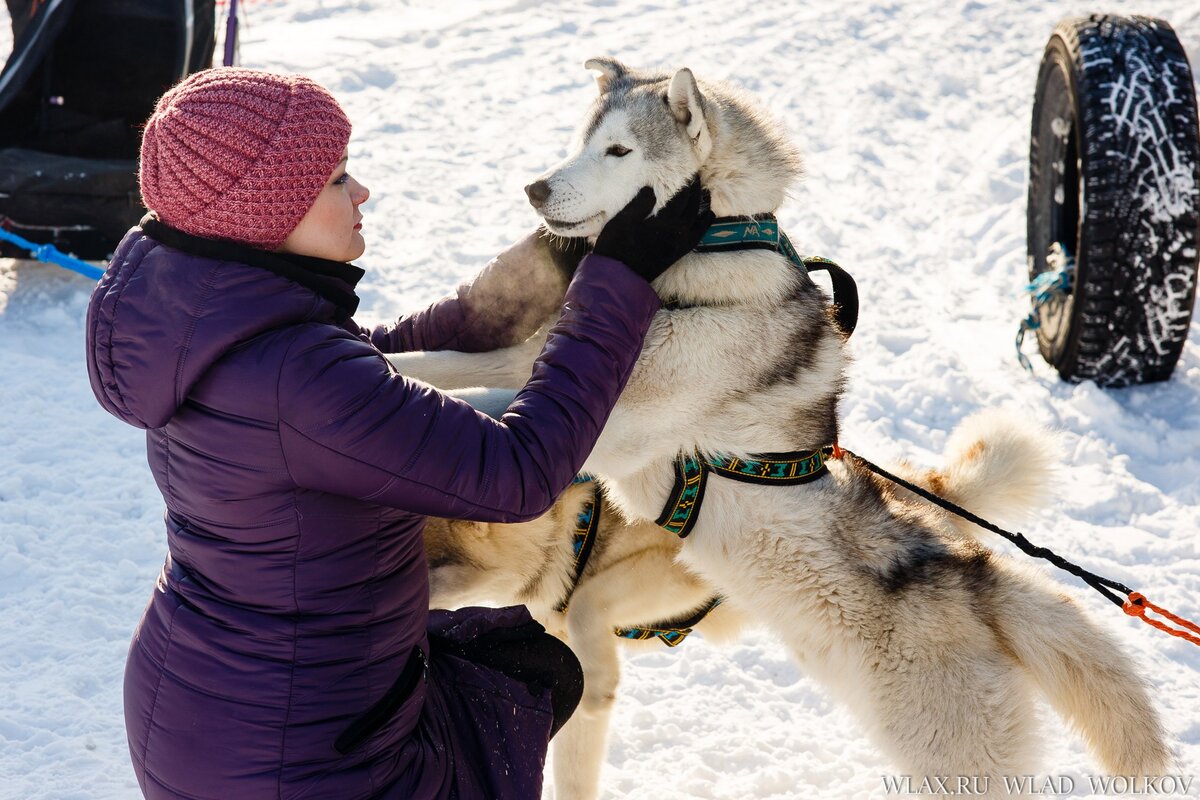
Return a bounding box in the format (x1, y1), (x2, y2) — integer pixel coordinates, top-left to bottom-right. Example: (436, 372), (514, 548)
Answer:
(2, 1), (1199, 797)
(0, 8), (11, 68)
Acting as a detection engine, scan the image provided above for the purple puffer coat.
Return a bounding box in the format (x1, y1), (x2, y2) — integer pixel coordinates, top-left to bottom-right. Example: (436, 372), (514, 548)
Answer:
(85, 225), (659, 799)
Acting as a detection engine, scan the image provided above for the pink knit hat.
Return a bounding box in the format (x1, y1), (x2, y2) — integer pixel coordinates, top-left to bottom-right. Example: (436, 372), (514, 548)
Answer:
(139, 68), (352, 249)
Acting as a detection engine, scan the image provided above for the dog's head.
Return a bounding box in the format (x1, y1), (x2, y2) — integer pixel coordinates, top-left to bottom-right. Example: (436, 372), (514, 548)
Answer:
(526, 58), (802, 237)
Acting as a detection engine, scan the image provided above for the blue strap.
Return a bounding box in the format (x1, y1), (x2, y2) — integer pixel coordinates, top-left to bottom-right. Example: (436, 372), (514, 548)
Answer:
(1016, 243), (1074, 372)
(0, 228), (105, 280)
(554, 484), (603, 613)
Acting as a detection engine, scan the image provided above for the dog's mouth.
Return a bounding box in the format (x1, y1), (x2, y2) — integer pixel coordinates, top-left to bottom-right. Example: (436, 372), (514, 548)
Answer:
(542, 212), (604, 235)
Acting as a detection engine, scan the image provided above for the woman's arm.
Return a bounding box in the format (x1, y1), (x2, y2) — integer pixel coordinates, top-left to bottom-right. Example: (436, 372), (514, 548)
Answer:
(278, 255), (657, 522)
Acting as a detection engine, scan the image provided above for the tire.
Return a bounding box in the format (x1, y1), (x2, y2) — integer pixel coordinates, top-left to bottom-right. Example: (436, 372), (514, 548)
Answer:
(1027, 15), (1200, 386)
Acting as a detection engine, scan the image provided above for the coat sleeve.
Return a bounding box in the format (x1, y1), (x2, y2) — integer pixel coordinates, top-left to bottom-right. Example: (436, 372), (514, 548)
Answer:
(366, 230), (572, 354)
(278, 255), (658, 522)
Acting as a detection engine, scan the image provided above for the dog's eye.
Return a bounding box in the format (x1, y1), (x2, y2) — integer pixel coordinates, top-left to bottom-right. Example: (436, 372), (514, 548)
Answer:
(606, 144), (632, 158)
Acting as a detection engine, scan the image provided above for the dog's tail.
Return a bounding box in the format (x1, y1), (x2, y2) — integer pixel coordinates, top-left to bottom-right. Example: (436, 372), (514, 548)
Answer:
(915, 408), (1055, 536)
(989, 560), (1172, 773)
(918, 410), (1171, 773)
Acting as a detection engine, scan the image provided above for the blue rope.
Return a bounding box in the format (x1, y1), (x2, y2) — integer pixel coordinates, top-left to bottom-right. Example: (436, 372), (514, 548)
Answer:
(1016, 243), (1074, 372)
(0, 227), (105, 280)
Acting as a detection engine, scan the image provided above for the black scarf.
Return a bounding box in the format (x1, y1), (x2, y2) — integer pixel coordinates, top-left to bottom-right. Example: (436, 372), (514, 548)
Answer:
(139, 214), (365, 322)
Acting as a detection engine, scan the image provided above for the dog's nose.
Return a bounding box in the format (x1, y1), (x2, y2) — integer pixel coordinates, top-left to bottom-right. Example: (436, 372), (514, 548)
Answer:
(524, 180), (552, 209)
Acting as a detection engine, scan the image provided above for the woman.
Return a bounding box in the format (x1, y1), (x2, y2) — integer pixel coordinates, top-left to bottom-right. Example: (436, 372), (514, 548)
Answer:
(86, 68), (712, 799)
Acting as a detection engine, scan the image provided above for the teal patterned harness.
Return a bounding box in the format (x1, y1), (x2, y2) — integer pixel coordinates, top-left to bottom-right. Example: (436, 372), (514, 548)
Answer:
(554, 480), (602, 614)
(614, 596), (724, 647)
(696, 217), (782, 250)
(691, 214), (859, 338)
(655, 448), (835, 538)
(557, 480), (724, 647)
(654, 215), (852, 538)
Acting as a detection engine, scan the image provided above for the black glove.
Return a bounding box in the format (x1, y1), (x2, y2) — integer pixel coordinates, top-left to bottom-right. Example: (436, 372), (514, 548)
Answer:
(592, 176), (714, 282)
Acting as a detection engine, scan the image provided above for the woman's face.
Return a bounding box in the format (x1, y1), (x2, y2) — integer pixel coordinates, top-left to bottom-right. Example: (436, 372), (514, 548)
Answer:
(278, 150), (370, 262)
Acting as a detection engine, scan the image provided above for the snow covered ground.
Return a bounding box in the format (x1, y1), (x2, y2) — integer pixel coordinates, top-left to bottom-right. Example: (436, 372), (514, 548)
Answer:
(2, 1), (1199, 797)
(0, 9), (11, 67)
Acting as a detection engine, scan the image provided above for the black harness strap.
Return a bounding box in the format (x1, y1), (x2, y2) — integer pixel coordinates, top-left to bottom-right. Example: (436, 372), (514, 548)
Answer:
(780, 239), (859, 338)
(553, 481), (725, 648)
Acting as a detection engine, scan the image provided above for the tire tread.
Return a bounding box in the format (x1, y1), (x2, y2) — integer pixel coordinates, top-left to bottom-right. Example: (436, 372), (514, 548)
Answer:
(1028, 14), (1200, 386)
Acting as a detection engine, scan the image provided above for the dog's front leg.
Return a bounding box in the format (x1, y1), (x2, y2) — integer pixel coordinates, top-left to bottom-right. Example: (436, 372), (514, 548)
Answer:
(440, 387), (518, 420)
(552, 591), (624, 800)
(385, 328), (546, 390)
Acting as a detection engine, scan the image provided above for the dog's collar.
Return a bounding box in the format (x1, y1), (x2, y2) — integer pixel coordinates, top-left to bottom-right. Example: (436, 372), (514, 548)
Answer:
(694, 214), (781, 253)
(656, 447), (835, 539)
(671, 214), (860, 338)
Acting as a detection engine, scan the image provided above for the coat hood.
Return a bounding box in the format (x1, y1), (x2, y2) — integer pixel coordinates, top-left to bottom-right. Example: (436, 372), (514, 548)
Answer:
(86, 224), (364, 429)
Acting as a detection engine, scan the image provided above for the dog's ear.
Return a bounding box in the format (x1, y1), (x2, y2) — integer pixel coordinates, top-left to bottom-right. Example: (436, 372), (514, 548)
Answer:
(668, 68), (712, 160)
(584, 57), (627, 94)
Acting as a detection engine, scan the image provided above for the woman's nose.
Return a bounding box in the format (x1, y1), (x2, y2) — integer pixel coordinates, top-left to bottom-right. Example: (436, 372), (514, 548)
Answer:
(352, 177), (370, 205)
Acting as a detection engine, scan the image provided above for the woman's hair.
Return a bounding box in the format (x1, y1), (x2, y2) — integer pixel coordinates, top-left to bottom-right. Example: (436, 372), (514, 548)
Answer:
(139, 67), (352, 249)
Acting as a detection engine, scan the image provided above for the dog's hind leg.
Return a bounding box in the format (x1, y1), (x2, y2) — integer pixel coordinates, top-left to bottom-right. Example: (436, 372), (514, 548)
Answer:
(862, 642), (1042, 791)
(775, 576), (1043, 791)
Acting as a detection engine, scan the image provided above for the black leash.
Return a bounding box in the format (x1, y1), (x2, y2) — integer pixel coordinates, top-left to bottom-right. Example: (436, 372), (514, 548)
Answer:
(840, 449), (1133, 608)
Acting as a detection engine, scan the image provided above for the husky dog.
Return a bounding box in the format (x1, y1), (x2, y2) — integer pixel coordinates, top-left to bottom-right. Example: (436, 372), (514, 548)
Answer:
(393, 57), (1171, 797)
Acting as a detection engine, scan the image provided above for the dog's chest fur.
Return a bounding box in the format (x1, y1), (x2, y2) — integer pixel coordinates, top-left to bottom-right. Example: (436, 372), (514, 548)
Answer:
(584, 246), (847, 494)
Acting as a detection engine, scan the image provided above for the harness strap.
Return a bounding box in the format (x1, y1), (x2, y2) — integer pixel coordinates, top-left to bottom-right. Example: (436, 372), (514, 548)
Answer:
(656, 446), (834, 538)
(780, 235), (859, 338)
(554, 484), (602, 613)
(688, 215), (859, 337)
(615, 596), (724, 647)
(553, 481), (722, 648)
(655, 455), (709, 538)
